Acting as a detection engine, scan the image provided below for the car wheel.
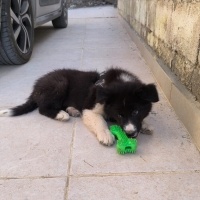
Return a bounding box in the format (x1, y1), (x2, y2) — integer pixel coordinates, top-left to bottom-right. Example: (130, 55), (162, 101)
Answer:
(0, 0), (34, 65)
(52, 0), (68, 28)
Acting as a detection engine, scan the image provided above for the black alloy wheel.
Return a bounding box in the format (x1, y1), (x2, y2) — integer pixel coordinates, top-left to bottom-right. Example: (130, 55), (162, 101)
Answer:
(0, 0), (34, 65)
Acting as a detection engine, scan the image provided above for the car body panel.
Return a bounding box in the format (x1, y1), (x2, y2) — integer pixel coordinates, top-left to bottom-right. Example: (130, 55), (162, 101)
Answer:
(35, 9), (62, 27)
(36, 0), (61, 18)
(0, 0), (64, 28)
(32, 0), (63, 28)
(39, 0), (60, 7)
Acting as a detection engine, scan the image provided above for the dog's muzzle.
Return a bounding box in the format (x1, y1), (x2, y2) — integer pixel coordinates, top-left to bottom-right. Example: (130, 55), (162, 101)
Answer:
(123, 123), (139, 138)
(127, 131), (139, 138)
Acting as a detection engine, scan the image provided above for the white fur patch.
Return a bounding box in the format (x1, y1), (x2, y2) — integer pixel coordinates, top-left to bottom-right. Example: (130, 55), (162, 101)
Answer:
(141, 120), (154, 135)
(82, 103), (115, 146)
(55, 110), (70, 121)
(120, 73), (133, 82)
(124, 121), (136, 134)
(92, 103), (105, 115)
(0, 109), (13, 117)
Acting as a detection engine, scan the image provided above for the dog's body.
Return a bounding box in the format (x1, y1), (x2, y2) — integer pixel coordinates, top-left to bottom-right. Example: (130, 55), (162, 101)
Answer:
(0, 68), (159, 145)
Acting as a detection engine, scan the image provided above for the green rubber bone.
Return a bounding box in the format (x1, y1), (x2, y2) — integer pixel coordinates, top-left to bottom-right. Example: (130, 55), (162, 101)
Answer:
(109, 125), (138, 154)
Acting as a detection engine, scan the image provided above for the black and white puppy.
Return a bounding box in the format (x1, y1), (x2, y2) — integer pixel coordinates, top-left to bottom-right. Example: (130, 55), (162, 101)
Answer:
(0, 68), (159, 145)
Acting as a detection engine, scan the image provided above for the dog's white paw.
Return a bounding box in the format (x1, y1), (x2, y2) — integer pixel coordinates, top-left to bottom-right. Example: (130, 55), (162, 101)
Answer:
(141, 121), (154, 135)
(97, 129), (115, 146)
(55, 110), (70, 121)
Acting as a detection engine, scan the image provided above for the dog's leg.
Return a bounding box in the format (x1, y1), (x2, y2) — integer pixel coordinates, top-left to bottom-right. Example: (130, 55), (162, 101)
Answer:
(39, 107), (69, 121)
(140, 120), (154, 135)
(82, 103), (115, 146)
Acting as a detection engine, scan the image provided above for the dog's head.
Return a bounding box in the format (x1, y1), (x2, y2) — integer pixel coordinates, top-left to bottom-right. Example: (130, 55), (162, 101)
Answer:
(96, 82), (159, 137)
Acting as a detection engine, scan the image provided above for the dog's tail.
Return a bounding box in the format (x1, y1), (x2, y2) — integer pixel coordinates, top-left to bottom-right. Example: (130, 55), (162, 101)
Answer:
(0, 96), (37, 117)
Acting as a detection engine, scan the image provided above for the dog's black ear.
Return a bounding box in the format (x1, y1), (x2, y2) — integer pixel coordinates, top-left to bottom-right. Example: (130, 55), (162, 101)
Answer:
(96, 87), (110, 103)
(137, 84), (159, 102)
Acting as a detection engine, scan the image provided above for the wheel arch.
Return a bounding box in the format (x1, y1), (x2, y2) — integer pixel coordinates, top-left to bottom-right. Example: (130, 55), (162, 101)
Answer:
(0, 0), (2, 29)
(30, 0), (37, 28)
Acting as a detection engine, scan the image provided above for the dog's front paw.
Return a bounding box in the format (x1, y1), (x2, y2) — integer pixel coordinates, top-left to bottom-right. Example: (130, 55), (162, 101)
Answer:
(141, 121), (154, 135)
(66, 107), (81, 117)
(97, 129), (115, 146)
(55, 110), (70, 121)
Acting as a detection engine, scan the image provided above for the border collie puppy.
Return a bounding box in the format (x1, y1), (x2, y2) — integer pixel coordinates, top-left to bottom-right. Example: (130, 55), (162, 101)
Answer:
(0, 68), (159, 146)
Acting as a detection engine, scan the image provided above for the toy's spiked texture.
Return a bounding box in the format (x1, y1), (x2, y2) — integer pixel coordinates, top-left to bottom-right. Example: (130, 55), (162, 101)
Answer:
(110, 125), (138, 154)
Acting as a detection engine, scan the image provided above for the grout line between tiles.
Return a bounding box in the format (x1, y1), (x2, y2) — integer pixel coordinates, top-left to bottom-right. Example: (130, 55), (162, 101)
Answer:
(64, 119), (77, 200)
(1, 169), (200, 181)
(0, 176), (67, 181)
(68, 170), (200, 178)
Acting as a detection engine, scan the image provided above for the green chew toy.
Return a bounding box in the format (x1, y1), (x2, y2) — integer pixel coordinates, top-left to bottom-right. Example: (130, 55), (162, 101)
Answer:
(109, 125), (138, 154)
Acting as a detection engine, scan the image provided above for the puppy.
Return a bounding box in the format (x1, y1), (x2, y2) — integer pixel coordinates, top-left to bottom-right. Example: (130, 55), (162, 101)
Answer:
(0, 68), (159, 145)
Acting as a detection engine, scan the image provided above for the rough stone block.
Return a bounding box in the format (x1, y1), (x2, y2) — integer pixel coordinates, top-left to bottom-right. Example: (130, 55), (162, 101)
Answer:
(154, 1), (173, 44)
(146, 0), (157, 32)
(130, 0), (147, 36)
(138, 0), (147, 26)
(118, 0), (131, 22)
(191, 67), (200, 101)
(130, 17), (141, 35)
(171, 53), (195, 87)
(130, 0), (140, 22)
(155, 38), (175, 68)
(130, 0), (146, 26)
(146, 1), (174, 67)
(170, 3), (200, 64)
(118, 0), (126, 15)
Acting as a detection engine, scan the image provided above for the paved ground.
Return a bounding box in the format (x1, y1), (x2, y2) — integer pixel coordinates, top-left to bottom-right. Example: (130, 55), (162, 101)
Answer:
(69, 0), (109, 8)
(0, 6), (200, 200)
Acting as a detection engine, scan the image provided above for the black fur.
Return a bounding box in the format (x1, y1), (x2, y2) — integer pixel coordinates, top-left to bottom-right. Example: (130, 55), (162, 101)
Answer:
(12, 69), (99, 118)
(93, 69), (159, 137)
(7, 68), (159, 137)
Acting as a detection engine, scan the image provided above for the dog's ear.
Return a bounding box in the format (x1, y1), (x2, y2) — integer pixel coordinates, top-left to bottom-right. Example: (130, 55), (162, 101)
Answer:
(137, 84), (159, 102)
(96, 87), (110, 103)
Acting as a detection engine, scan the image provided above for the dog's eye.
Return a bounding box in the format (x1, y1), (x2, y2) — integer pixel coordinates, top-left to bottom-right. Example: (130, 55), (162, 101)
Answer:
(132, 110), (138, 116)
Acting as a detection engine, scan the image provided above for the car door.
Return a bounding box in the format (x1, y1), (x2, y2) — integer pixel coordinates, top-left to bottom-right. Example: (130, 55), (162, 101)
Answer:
(36, 0), (62, 18)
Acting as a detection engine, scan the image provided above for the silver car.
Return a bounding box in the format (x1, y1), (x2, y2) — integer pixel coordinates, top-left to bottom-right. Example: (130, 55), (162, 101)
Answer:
(0, 0), (68, 65)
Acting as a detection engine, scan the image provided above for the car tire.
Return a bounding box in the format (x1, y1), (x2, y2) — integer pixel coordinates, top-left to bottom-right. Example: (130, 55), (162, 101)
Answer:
(0, 0), (34, 65)
(52, 0), (68, 28)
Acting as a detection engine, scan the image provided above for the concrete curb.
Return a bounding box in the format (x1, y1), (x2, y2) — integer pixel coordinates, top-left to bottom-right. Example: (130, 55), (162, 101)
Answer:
(119, 14), (200, 151)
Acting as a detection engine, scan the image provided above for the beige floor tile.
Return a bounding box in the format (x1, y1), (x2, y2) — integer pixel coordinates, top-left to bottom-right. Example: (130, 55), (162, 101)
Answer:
(0, 113), (74, 178)
(0, 178), (66, 200)
(68, 173), (200, 200)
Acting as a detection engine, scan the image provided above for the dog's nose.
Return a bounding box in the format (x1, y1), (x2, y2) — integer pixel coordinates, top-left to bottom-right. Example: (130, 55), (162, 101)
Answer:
(124, 123), (136, 134)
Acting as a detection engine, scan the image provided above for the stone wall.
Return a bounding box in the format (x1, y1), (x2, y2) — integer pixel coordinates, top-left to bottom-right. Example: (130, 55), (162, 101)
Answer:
(118, 0), (200, 102)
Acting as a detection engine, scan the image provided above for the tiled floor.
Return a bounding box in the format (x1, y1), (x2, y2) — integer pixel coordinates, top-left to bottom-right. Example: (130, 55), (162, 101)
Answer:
(0, 6), (200, 200)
